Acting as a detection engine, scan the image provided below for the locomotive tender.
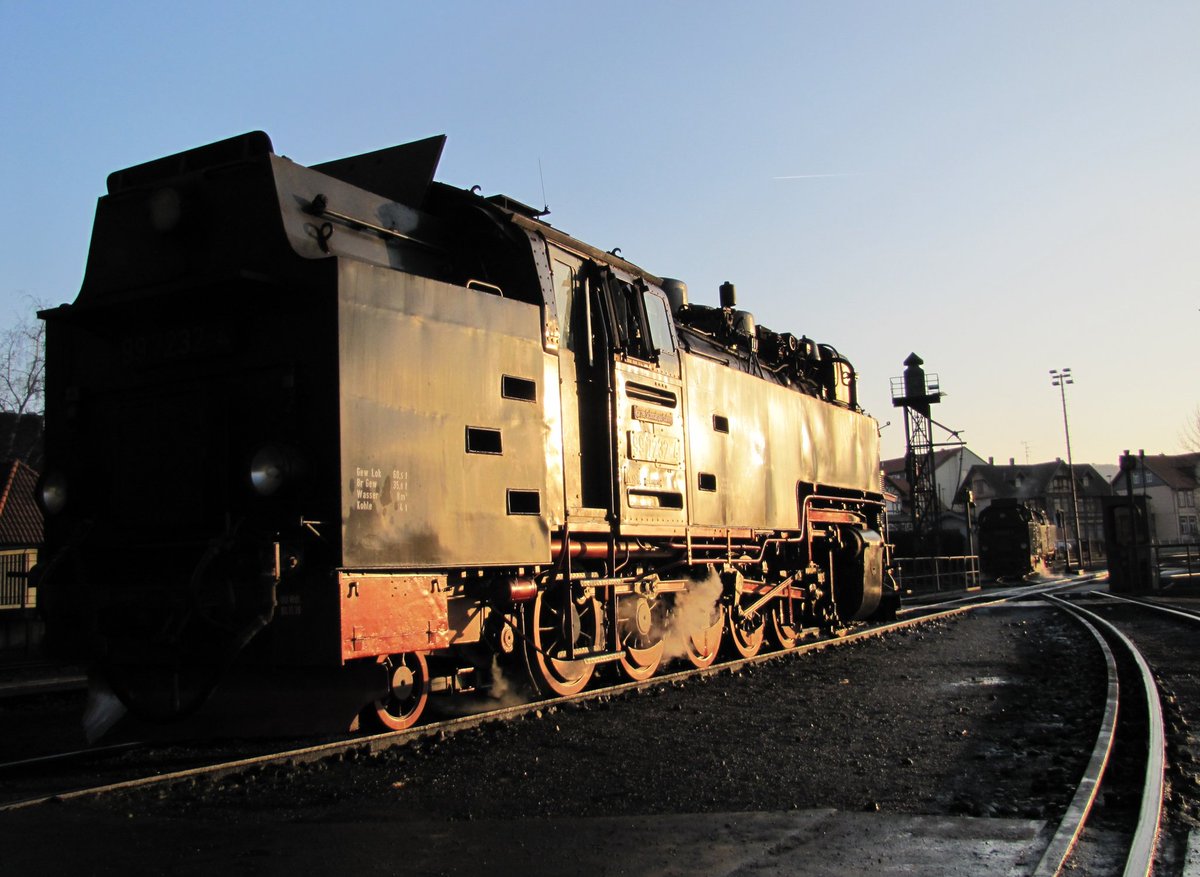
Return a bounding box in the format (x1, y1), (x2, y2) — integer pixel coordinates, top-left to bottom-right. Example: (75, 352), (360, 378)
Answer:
(38, 132), (895, 731)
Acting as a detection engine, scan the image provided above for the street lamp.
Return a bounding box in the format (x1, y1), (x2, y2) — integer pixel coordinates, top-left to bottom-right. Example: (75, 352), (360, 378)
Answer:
(1050, 368), (1084, 573)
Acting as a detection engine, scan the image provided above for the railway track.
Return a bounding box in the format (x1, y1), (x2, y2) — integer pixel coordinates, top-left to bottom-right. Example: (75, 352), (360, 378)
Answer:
(1080, 590), (1200, 875)
(1030, 586), (1200, 876)
(1, 577), (1087, 814)
(1037, 594), (1165, 876)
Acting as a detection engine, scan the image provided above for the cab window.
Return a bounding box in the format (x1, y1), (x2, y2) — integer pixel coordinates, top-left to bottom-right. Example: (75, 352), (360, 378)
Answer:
(551, 258), (578, 353)
(643, 290), (676, 356)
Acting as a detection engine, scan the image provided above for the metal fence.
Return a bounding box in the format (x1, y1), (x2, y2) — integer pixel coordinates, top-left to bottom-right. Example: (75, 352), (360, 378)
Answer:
(1152, 542), (1199, 585)
(893, 554), (980, 593)
(0, 549), (37, 610)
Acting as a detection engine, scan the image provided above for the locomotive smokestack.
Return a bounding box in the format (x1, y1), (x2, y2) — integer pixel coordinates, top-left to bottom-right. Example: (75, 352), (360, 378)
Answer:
(719, 281), (737, 309)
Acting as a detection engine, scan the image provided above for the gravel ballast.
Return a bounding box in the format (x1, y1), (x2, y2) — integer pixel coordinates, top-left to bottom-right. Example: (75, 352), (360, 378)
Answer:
(2, 603), (1106, 874)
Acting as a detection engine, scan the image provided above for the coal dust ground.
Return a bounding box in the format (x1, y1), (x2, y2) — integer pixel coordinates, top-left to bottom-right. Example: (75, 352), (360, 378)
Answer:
(2, 604), (1104, 875)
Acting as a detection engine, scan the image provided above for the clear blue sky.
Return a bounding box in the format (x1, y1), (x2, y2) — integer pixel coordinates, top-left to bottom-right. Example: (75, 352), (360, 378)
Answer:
(2, 1), (1196, 466)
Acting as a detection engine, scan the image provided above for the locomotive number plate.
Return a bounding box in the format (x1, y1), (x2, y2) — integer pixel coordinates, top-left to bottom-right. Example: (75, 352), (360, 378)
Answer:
(628, 430), (682, 465)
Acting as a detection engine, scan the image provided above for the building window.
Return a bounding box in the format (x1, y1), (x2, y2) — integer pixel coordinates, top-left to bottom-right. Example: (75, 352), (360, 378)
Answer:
(1178, 491), (1196, 509)
(1180, 515), (1198, 538)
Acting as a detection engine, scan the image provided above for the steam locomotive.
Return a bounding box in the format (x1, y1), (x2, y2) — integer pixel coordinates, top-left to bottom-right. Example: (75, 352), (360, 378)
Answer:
(37, 132), (895, 733)
(977, 499), (1057, 579)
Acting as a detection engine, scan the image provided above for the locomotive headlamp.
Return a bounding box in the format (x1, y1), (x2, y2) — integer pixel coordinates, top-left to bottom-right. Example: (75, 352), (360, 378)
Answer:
(37, 470), (68, 515)
(250, 445), (302, 496)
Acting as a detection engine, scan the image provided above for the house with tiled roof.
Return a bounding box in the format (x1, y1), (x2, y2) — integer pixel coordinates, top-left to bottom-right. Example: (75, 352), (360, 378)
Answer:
(955, 459), (1113, 560)
(1108, 453), (1200, 543)
(0, 459), (42, 610)
(881, 446), (988, 552)
(882, 447), (987, 516)
(882, 472), (907, 521)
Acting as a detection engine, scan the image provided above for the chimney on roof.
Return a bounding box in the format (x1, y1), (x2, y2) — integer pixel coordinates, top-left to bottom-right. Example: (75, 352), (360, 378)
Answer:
(1009, 458), (1015, 466)
(988, 457), (994, 465)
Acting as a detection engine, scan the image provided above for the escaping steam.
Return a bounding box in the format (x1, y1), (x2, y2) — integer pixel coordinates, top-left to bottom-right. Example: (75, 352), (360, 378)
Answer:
(486, 656), (530, 709)
(661, 572), (724, 662)
(82, 677), (128, 744)
(421, 656), (531, 719)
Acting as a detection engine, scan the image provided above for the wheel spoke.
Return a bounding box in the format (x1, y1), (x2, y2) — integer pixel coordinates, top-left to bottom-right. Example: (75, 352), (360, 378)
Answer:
(770, 599), (801, 650)
(727, 603), (765, 659)
(685, 614), (724, 668)
(666, 587), (724, 669)
(618, 595), (665, 680)
(527, 588), (600, 696)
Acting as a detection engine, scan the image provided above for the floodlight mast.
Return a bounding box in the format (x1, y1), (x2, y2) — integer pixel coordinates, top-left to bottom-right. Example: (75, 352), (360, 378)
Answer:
(1049, 368), (1085, 572)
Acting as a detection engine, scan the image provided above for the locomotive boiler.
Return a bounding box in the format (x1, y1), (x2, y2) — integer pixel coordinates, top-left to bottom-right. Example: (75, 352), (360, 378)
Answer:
(36, 132), (895, 732)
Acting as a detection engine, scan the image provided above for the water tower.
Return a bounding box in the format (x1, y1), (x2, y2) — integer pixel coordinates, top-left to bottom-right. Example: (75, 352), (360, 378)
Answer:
(891, 353), (943, 555)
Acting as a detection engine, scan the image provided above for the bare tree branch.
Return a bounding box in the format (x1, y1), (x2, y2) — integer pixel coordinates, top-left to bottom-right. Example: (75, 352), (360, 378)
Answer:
(0, 299), (46, 416)
(1184, 404), (1200, 453)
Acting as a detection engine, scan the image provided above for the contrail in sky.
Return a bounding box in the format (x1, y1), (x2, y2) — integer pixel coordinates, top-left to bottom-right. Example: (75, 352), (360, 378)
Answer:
(772, 173), (861, 179)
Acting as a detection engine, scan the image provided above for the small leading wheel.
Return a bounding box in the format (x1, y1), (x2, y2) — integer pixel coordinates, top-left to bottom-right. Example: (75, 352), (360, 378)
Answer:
(618, 595), (666, 681)
(770, 599), (802, 650)
(526, 587), (602, 696)
(727, 603), (765, 659)
(367, 652), (430, 731)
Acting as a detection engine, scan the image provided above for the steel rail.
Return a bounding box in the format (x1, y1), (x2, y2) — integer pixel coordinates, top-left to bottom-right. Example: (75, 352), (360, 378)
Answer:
(1094, 590), (1200, 624)
(0, 581), (1086, 813)
(0, 742), (143, 775)
(1043, 594), (1165, 877)
(1031, 603), (1120, 877)
(896, 575), (1101, 617)
(0, 674), (87, 700)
